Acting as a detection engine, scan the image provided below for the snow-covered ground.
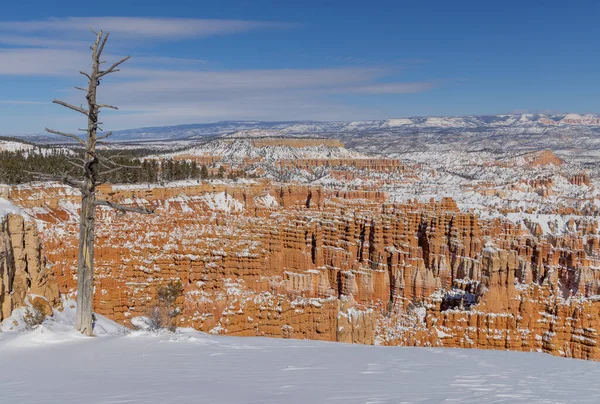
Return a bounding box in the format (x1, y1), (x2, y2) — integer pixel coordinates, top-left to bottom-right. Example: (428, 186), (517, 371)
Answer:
(1, 303), (599, 403)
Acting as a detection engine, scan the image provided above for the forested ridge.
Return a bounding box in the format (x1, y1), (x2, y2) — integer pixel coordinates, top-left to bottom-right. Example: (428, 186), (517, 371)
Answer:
(0, 149), (214, 184)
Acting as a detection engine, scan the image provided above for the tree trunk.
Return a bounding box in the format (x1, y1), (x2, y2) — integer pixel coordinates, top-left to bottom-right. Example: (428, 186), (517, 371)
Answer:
(75, 187), (96, 335)
(75, 35), (101, 336)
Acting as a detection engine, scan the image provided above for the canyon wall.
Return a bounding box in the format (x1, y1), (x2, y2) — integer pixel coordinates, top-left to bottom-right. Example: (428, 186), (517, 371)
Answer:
(7, 182), (600, 360)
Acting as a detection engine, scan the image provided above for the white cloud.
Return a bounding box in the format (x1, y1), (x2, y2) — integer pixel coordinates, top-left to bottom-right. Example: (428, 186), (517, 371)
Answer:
(0, 48), (89, 75)
(0, 17), (285, 39)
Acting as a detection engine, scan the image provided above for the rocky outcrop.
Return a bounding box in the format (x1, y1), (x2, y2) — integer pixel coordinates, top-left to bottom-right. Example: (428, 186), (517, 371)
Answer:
(569, 173), (591, 186)
(0, 214), (59, 320)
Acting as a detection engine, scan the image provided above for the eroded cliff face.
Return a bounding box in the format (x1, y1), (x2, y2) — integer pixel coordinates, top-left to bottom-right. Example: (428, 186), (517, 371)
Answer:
(0, 214), (60, 320)
(7, 183), (600, 359)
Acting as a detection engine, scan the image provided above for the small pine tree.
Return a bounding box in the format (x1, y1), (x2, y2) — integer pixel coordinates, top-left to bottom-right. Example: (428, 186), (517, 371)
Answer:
(200, 165), (209, 180)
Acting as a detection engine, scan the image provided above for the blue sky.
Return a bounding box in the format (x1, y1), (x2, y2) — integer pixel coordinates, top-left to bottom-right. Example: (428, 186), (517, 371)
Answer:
(1, 0), (599, 133)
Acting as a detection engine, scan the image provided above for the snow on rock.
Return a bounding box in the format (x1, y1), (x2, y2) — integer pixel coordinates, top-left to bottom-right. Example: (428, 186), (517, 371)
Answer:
(0, 140), (35, 153)
(0, 198), (22, 217)
(199, 192), (243, 212)
(254, 193), (279, 207)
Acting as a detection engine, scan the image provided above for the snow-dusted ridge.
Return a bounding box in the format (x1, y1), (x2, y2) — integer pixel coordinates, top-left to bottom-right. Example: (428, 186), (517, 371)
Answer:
(15, 113), (600, 144)
(158, 139), (367, 163)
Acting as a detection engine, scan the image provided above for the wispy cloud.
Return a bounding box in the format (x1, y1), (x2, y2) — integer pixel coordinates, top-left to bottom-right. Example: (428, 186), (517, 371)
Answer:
(111, 67), (387, 92)
(0, 17), (286, 39)
(0, 100), (46, 105)
(0, 16), (439, 131)
(0, 35), (89, 48)
(64, 67), (436, 128)
(342, 82), (436, 94)
(0, 48), (89, 75)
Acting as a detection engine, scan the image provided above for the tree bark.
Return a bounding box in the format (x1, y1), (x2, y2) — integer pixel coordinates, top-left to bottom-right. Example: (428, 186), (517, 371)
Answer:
(75, 190), (96, 335)
(75, 32), (101, 336)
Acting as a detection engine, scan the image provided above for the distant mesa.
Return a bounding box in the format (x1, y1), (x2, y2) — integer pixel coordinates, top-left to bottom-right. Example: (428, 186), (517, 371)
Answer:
(523, 150), (564, 167)
(499, 150), (564, 167)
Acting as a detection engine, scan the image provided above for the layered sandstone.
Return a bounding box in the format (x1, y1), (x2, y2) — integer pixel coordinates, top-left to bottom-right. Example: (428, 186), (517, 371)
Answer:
(0, 214), (59, 320)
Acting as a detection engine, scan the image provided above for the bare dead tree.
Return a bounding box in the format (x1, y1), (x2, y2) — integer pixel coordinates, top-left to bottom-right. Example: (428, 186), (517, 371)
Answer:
(33, 28), (154, 336)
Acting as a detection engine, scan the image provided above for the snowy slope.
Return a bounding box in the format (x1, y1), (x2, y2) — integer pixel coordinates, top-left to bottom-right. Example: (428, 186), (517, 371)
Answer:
(160, 139), (366, 163)
(0, 198), (22, 217)
(0, 306), (599, 403)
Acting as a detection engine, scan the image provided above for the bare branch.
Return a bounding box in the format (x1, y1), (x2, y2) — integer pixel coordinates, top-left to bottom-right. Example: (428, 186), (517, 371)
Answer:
(45, 128), (86, 146)
(97, 131), (113, 140)
(97, 32), (109, 59)
(91, 29), (103, 59)
(90, 26), (98, 35)
(97, 166), (126, 176)
(98, 56), (130, 77)
(67, 160), (84, 170)
(98, 104), (118, 110)
(106, 151), (126, 160)
(25, 171), (84, 189)
(74, 86), (87, 92)
(52, 99), (89, 116)
(79, 71), (91, 81)
(95, 200), (155, 215)
(99, 158), (140, 170)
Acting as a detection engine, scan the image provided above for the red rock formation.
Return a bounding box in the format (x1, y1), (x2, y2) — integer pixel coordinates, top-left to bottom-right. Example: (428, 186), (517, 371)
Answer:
(7, 182), (600, 360)
(0, 214), (60, 320)
(569, 173), (591, 186)
(525, 150), (563, 167)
